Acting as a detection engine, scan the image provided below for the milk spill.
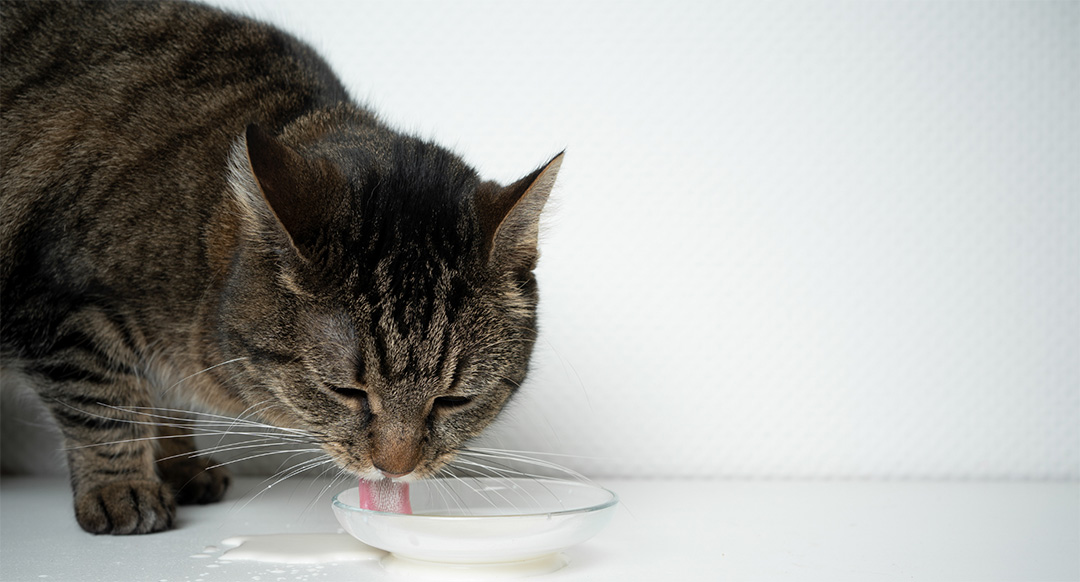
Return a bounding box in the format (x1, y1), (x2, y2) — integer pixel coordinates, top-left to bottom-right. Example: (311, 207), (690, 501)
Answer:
(218, 533), (386, 564)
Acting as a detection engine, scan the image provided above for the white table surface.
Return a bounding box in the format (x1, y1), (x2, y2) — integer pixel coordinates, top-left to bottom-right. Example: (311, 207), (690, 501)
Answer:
(1, 477), (1076, 582)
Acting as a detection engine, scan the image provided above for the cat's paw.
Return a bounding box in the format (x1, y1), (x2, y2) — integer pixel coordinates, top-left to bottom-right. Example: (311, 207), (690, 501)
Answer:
(158, 456), (231, 505)
(74, 480), (176, 535)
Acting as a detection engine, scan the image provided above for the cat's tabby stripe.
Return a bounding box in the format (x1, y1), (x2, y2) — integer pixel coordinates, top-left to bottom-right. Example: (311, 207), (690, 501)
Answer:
(95, 467), (140, 477)
(48, 330), (109, 358)
(93, 447), (145, 461)
(50, 405), (130, 432)
(31, 362), (113, 385)
(62, 393), (120, 409)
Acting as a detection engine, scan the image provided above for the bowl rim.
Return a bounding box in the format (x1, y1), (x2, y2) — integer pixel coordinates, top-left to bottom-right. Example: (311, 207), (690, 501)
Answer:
(332, 477), (619, 520)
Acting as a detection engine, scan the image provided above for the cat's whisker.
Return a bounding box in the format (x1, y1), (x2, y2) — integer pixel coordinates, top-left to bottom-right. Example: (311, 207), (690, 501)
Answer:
(426, 468), (456, 513)
(228, 456), (336, 515)
(253, 455), (335, 498)
(206, 398), (292, 449)
(161, 357), (251, 395)
(452, 457), (568, 483)
(52, 410), (315, 459)
(155, 436), (278, 459)
(457, 454), (588, 484)
(464, 446), (602, 461)
(441, 470), (515, 513)
(537, 338), (592, 409)
(429, 467), (473, 515)
(261, 452), (330, 483)
(205, 448), (325, 471)
(268, 456), (334, 486)
(63, 432), (214, 451)
(88, 407), (281, 433)
(449, 458), (544, 508)
(458, 448), (595, 484)
(450, 456), (522, 479)
(299, 467), (352, 519)
(114, 404), (315, 437)
(171, 437), (293, 461)
(65, 427), (317, 452)
(238, 399), (291, 424)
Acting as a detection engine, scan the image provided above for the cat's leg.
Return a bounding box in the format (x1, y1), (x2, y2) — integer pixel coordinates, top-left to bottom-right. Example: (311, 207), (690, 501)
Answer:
(29, 313), (176, 534)
(155, 421), (231, 505)
(40, 375), (176, 534)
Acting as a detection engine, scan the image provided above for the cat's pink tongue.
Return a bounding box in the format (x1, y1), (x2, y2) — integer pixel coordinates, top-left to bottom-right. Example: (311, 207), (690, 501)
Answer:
(358, 478), (412, 514)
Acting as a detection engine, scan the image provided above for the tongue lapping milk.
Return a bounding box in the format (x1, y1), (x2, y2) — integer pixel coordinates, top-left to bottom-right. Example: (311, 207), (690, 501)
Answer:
(358, 478), (412, 514)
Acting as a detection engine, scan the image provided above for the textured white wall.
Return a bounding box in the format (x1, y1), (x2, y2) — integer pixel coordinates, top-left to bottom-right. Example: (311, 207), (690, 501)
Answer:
(3, 1), (1077, 480)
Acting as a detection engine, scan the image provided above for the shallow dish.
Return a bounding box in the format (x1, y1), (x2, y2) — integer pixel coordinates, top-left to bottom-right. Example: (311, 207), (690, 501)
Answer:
(332, 477), (618, 577)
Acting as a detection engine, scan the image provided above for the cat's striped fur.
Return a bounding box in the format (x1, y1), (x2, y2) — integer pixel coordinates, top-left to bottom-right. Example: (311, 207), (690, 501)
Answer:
(0, 0), (560, 534)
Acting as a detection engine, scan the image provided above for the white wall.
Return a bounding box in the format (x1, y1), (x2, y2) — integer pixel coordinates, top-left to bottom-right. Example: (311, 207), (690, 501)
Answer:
(4, 1), (1077, 480)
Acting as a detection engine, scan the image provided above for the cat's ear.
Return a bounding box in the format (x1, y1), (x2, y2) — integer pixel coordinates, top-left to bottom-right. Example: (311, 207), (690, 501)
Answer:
(230, 124), (327, 252)
(477, 152), (563, 270)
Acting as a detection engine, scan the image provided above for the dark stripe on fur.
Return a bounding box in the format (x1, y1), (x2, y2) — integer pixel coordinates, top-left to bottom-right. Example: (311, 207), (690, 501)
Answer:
(101, 309), (140, 361)
(52, 405), (128, 432)
(52, 392), (118, 409)
(94, 447), (143, 461)
(31, 361), (112, 385)
(45, 328), (118, 368)
(94, 467), (140, 477)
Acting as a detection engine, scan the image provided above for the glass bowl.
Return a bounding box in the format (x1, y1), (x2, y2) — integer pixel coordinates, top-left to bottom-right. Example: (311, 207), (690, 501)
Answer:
(332, 477), (618, 578)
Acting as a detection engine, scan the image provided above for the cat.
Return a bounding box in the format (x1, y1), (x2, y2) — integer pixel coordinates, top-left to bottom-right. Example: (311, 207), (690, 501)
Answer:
(0, 0), (560, 535)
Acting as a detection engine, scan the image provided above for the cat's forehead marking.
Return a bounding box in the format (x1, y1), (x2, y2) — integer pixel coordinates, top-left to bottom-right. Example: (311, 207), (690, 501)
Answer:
(367, 279), (457, 385)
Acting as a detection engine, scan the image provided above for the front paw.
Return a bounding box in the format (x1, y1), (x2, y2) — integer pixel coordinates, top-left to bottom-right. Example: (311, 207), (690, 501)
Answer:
(158, 456), (231, 505)
(75, 480), (176, 535)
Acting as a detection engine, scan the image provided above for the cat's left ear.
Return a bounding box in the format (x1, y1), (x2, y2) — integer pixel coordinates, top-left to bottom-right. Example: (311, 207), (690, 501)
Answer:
(477, 152), (563, 271)
(230, 124), (330, 253)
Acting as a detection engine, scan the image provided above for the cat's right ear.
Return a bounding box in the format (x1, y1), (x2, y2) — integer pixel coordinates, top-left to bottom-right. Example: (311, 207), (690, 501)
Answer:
(477, 152), (563, 272)
(227, 124), (328, 254)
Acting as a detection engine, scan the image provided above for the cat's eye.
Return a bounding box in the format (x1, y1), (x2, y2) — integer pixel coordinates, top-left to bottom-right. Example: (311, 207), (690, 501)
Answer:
(329, 385), (369, 404)
(433, 395), (473, 410)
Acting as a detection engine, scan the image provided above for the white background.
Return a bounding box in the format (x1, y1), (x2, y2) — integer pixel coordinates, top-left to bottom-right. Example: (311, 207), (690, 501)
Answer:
(3, 0), (1077, 481)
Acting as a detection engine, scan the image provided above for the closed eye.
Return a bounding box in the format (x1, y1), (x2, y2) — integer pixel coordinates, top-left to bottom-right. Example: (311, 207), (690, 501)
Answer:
(329, 385), (369, 405)
(433, 395), (472, 410)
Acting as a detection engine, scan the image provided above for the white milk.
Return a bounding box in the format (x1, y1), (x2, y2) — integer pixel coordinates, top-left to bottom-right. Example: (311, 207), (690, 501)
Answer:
(219, 533), (386, 564)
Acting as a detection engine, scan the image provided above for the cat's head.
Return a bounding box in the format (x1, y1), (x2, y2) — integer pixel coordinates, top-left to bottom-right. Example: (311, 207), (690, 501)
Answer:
(217, 122), (561, 480)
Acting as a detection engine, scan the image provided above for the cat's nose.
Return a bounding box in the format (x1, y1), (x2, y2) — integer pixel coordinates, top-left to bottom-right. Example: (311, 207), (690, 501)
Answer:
(372, 454), (418, 478)
(371, 423), (422, 478)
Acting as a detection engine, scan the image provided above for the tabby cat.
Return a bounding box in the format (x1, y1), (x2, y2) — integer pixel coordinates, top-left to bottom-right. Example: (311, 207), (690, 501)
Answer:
(0, 0), (560, 534)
